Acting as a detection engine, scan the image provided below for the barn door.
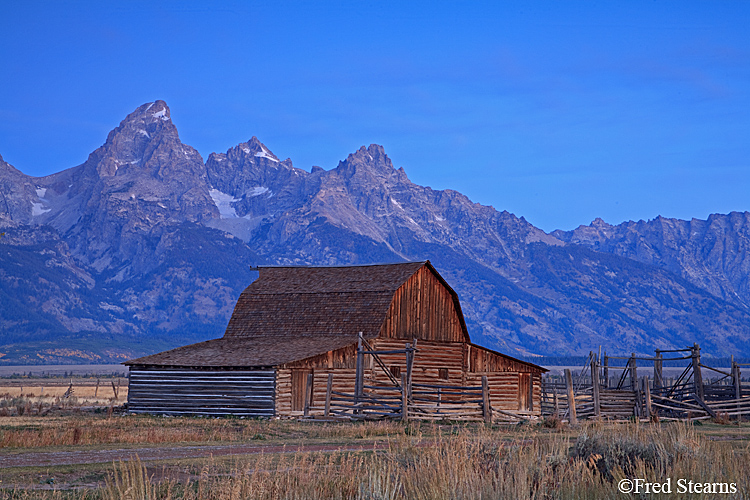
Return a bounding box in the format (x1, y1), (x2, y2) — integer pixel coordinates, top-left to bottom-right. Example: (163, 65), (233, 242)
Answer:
(291, 369), (313, 412)
(518, 373), (532, 411)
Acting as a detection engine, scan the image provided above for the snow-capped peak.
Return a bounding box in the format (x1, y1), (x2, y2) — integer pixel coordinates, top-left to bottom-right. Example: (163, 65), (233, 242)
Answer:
(255, 145), (279, 163)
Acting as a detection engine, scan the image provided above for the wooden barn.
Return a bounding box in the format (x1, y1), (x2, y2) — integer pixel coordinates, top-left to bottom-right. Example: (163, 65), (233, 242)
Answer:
(125, 261), (546, 419)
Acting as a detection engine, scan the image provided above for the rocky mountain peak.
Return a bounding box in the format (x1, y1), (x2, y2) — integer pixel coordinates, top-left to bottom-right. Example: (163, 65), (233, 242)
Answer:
(0, 154), (22, 177)
(206, 136), (298, 198)
(243, 136), (280, 161)
(336, 144), (396, 179)
(105, 100), (175, 143)
(74, 100), (190, 181)
(590, 217), (611, 228)
(0, 154), (38, 225)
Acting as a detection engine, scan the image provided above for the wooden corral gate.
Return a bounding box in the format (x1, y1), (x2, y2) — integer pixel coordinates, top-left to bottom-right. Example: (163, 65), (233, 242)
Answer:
(297, 334), (531, 423)
(542, 344), (750, 423)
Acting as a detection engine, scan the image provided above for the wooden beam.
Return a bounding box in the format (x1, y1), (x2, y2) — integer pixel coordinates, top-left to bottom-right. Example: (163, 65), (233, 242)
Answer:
(324, 373), (333, 417)
(591, 357), (600, 417)
(654, 350), (663, 391)
(355, 333), (364, 414)
(401, 373), (408, 422)
(482, 375), (492, 424)
(553, 387), (559, 417)
(303, 372), (313, 417)
(733, 360), (742, 422)
(692, 343), (704, 401)
(691, 394), (717, 419)
(565, 369), (577, 424)
(643, 376), (652, 420)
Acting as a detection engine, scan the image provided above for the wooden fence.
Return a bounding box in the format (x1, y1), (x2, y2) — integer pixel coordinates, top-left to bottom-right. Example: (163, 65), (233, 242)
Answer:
(300, 362), (534, 423)
(542, 344), (750, 422)
(294, 332), (536, 423)
(301, 372), (500, 422)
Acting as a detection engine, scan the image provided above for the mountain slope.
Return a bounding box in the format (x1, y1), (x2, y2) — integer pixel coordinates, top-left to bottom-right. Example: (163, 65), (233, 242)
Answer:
(2, 101), (750, 363)
(553, 214), (750, 311)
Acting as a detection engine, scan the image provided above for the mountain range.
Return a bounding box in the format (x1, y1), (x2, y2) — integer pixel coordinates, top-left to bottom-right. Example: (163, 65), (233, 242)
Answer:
(2, 100), (750, 364)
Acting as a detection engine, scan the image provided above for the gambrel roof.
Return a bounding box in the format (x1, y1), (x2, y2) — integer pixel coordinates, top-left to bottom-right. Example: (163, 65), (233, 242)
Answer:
(126, 261), (544, 373)
(127, 261), (457, 367)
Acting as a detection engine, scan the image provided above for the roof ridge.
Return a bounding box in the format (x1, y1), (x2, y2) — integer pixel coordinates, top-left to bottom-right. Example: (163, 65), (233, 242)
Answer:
(257, 261), (426, 270)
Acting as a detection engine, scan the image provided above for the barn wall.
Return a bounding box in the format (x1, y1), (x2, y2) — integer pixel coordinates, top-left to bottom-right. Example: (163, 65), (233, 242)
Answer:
(276, 339), (542, 417)
(380, 266), (466, 343)
(276, 366), (357, 417)
(128, 367), (275, 417)
(370, 339), (467, 386)
(467, 345), (542, 414)
(469, 344), (543, 374)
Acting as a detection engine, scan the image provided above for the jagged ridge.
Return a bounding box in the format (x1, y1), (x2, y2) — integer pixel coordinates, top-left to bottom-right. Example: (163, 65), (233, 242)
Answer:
(2, 101), (750, 363)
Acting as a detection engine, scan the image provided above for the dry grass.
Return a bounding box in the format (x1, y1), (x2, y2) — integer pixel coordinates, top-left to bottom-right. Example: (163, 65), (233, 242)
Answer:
(4, 420), (750, 499)
(0, 414), (408, 449)
(0, 378), (126, 410)
(99, 422), (750, 500)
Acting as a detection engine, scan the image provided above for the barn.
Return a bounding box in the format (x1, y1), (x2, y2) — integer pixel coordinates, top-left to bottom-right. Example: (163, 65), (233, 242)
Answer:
(124, 261), (546, 419)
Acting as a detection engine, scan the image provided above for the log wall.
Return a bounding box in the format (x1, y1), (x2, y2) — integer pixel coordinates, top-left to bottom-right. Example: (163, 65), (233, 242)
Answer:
(276, 339), (542, 417)
(127, 367), (275, 417)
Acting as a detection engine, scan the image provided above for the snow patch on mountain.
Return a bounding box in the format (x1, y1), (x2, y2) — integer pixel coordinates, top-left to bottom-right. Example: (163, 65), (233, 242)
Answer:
(152, 108), (169, 120)
(31, 202), (51, 216)
(255, 146), (279, 162)
(209, 189), (240, 219)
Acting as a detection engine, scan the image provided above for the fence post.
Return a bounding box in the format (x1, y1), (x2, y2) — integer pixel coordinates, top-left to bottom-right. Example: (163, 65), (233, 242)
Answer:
(324, 373), (333, 417)
(406, 342), (415, 402)
(591, 357), (600, 418)
(401, 373), (408, 422)
(629, 353), (638, 391)
(565, 369), (577, 424)
(355, 333), (364, 414)
(732, 359), (741, 399)
(733, 360), (741, 421)
(482, 375), (492, 424)
(643, 376), (652, 420)
(654, 350), (663, 392)
(304, 372), (313, 417)
(692, 343), (704, 401)
(553, 385), (559, 417)
(603, 355), (609, 389)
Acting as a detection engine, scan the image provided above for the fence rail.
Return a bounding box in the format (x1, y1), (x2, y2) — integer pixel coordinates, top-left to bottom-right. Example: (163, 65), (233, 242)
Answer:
(300, 373), (533, 423)
(542, 344), (750, 422)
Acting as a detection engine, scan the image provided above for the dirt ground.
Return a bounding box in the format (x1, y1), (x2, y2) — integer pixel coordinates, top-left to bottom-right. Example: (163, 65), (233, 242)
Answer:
(0, 440), (394, 469)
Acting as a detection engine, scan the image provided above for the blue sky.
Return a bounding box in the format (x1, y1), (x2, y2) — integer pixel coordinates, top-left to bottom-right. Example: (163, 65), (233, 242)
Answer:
(1, 1), (748, 231)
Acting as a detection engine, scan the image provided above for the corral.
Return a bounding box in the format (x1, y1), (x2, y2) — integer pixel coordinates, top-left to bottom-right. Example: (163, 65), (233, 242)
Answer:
(542, 344), (750, 422)
(125, 261), (545, 421)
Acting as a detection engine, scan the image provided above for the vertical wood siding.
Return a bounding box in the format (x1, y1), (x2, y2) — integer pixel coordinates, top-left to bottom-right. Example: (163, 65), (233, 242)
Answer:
(380, 266), (466, 342)
(128, 368), (275, 417)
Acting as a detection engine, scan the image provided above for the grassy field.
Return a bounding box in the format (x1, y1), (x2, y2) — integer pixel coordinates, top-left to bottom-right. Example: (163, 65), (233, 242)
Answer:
(0, 378), (127, 412)
(0, 413), (748, 499)
(1, 375), (749, 499)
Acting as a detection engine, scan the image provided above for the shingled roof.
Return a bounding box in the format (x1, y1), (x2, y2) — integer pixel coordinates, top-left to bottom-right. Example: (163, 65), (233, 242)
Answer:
(126, 261), (431, 367)
(224, 262), (427, 339)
